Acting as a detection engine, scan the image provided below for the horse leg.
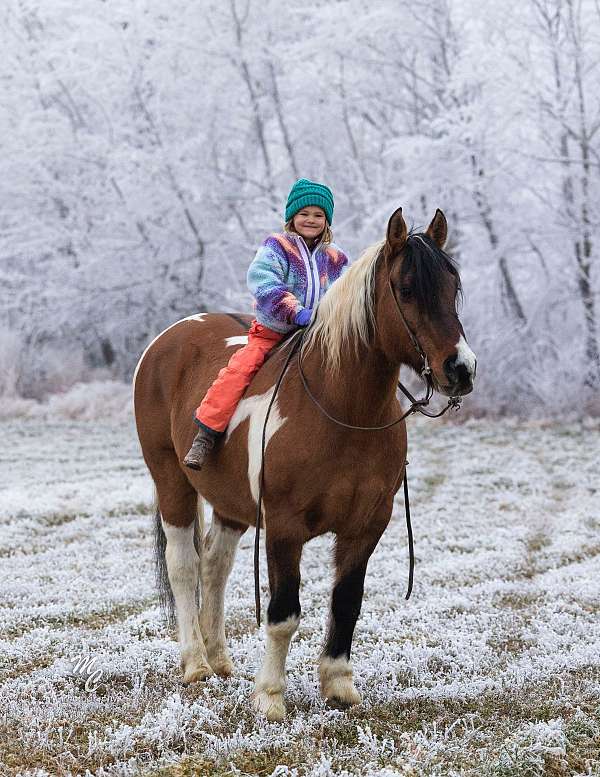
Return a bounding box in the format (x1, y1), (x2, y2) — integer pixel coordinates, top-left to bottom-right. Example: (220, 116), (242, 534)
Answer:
(319, 500), (392, 706)
(253, 533), (303, 722)
(153, 454), (213, 684)
(198, 513), (246, 676)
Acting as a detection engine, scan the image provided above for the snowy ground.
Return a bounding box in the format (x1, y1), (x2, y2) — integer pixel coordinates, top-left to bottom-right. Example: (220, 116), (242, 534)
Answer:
(1, 415), (599, 776)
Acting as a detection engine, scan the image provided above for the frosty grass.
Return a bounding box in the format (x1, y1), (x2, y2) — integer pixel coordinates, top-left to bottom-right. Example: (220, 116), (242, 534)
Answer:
(1, 415), (599, 776)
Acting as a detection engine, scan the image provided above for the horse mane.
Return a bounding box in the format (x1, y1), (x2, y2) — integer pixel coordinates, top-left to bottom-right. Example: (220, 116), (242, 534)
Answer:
(402, 233), (462, 321)
(302, 239), (384, 373)
(302, 231), (462, 371)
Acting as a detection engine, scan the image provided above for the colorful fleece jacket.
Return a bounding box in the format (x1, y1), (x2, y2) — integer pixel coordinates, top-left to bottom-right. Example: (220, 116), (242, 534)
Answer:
(246, 232), (350, 333)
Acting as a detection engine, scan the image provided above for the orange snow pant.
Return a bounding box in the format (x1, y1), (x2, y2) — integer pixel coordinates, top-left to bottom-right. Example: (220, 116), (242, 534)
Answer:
(194, 320), (286, 434)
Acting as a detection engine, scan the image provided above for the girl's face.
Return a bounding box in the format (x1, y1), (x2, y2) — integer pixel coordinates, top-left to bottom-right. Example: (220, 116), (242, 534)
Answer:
(293, 206), (326, 242)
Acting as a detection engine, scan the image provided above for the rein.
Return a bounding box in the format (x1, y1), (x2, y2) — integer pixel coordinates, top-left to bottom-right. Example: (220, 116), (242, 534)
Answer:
(252, 271), (462, 626)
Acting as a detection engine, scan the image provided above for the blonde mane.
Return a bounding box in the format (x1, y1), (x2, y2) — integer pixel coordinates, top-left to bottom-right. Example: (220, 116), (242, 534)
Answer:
(302, 240), (384, 372)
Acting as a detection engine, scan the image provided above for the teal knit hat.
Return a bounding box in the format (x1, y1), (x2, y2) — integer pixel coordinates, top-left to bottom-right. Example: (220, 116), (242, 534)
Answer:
(285, 178), (334, 225)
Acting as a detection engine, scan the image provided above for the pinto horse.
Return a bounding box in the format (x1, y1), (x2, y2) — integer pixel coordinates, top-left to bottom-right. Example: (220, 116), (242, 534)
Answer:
(133, 208), (476, 721)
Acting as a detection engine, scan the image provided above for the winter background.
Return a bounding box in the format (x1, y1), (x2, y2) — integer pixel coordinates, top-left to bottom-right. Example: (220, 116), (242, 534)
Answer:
(1, 0), (600, 775)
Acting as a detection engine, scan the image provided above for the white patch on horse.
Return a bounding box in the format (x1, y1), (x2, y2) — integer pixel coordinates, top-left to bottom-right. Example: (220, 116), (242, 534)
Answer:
(225, 335), (249, 347)
(319, 654), (361, 705)
(199, 517), (241, 676)
(132, 313), (207, 392)
(253, 615), (299, 722)
(161, 518), (212, 683)
(455, 335), (477, 378)
(225, 388), (286, 504)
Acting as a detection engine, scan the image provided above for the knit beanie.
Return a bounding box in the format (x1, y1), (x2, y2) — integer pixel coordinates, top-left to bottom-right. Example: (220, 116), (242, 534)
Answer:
(285, 178), (334, 225)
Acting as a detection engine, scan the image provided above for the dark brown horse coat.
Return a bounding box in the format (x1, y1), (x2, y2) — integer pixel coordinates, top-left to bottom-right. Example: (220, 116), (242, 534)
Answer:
(133, 208), (476, 721)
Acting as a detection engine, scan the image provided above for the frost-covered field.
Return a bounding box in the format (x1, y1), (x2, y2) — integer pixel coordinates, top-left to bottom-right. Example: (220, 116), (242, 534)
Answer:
(1, 415), (599, 776)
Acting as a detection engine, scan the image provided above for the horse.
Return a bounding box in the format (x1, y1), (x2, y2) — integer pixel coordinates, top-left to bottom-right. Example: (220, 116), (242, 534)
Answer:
(133, 207), (476, 722)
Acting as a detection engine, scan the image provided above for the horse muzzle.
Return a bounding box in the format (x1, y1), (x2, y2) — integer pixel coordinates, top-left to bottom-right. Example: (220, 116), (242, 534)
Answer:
(440, 354), (476, 396)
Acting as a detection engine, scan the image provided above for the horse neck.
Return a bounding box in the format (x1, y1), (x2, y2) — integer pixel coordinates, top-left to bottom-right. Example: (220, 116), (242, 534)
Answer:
(302, 334), (400, 428)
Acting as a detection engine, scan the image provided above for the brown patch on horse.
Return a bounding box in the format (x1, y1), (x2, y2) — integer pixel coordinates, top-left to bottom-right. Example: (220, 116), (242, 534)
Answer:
(214, 513), (248, 533)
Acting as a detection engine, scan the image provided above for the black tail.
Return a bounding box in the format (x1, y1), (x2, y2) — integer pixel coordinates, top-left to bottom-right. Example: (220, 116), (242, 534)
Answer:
(152, 492), (203, 629)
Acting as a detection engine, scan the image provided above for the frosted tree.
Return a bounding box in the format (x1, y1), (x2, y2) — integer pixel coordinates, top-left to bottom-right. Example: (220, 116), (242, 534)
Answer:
(508, 0), (600, 389)
(1, 0), (599, 413)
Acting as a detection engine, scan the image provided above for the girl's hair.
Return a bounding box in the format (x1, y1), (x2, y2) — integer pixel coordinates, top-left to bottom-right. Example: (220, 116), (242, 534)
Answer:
(284, 218), (333, 246)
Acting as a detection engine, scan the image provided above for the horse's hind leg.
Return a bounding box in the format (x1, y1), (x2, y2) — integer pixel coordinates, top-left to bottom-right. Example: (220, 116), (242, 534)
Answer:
(199, 512), (246, 676)
(320, 499), (392, 706)
(152, 454), (213, 683)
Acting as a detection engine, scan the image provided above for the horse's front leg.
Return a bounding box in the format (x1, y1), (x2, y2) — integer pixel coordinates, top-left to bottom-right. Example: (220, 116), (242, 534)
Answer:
(253, 530), (303, 722)
(320, 499), (392, 706)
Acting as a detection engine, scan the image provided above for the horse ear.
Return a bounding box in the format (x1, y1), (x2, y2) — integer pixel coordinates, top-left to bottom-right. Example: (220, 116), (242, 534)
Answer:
(426, 209), (448, 248)
(386, 207), (407, 250)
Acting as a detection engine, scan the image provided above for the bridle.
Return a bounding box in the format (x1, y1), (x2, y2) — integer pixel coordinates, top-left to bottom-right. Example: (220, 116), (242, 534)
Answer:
(296, 271), (462, 428)
(388, 275), (433, 384)
(250, 256), (463, 626)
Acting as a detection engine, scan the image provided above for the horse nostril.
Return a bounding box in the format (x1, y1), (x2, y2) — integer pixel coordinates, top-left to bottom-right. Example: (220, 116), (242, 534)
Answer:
(455, 362), (470, 385)
(444, 356), (471, 388)
(443, 355), (458, 383)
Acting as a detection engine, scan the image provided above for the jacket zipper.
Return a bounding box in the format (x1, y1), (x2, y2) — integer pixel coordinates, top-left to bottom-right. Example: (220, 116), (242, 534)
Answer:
(297, 235), (321, 309)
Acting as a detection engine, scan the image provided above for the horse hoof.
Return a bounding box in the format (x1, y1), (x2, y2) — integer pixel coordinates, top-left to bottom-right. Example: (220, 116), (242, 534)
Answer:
(208, 652), (234, 677)
(322, 675), (362, 706)
(324, 683), (362, 707)
(253, 689), (286, 722)
(319, 657), (361, 707)
(183, 662), (213, 684)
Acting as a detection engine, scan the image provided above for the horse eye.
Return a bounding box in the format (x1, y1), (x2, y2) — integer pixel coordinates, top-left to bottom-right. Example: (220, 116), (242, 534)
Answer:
(399, 286), (412, 301)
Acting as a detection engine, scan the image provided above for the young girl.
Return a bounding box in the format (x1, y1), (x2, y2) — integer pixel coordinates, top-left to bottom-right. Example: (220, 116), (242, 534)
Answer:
(183, 178), (350, 470)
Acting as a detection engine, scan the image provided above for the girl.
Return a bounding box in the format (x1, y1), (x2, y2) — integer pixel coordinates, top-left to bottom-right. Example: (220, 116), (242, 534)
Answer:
(183, 178), (350, 470)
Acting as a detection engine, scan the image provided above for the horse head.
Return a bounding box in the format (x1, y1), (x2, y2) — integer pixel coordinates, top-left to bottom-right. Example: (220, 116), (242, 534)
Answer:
(375, 207), (476, 396)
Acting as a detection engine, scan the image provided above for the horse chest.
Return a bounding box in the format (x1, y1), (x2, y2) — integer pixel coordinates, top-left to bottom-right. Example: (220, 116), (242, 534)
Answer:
(264, 448), (402, 531)
(216, 385), (406, 528)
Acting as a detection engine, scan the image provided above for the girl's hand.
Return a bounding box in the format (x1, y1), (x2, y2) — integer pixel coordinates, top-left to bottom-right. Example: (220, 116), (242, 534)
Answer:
(294, 308), (313, 326)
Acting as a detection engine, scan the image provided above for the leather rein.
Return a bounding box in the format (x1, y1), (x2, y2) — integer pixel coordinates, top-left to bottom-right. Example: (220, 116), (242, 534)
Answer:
(249, 271), (462, 626)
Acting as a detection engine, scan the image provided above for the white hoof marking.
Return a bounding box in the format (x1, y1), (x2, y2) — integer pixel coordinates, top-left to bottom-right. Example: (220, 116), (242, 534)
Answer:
(319, 655), (361, 705)
(253, 689), (286, 722)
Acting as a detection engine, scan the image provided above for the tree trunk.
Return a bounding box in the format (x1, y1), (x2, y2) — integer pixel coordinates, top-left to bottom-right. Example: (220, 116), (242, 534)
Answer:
(471, 156), (527, 324)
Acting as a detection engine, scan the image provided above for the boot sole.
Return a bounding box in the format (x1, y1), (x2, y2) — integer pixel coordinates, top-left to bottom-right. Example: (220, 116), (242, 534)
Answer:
(183, 458), (203, 471)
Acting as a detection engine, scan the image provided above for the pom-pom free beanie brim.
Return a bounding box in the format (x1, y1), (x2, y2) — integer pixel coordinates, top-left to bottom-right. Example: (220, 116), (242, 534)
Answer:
(285, 178), (334, 225)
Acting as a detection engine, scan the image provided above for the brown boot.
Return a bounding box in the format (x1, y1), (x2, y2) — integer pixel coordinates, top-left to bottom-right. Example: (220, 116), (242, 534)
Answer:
(183, 427), (218, 470)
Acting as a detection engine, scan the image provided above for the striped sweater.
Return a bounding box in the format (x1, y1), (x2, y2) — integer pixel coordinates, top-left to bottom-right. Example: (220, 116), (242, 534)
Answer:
(246, 232), (350, 333)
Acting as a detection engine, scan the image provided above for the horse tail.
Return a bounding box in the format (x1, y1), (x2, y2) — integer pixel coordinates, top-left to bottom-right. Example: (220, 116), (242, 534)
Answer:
(152, 488), (204, 629)
(194, 496), (205, 608)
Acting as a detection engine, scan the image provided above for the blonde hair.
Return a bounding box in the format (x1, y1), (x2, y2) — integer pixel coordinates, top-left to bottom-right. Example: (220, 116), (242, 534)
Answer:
(284, 218), (333, 246)
(302, 240), (384, 372)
